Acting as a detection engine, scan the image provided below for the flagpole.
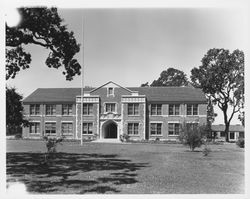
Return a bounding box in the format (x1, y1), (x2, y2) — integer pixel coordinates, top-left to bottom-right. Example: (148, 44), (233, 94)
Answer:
(80, 15), (84, 146)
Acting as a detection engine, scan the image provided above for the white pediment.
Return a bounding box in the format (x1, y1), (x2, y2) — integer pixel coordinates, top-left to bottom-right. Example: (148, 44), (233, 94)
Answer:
(90, 81), (133, 93)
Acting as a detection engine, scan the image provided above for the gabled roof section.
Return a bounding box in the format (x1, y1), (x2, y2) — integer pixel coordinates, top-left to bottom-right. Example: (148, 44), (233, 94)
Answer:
(90, 81), (133, 93)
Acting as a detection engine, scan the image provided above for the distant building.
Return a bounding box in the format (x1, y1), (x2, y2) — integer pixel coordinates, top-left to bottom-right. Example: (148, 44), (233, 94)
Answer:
(22, 81), (207, 141)
(211, 124), (244, 142)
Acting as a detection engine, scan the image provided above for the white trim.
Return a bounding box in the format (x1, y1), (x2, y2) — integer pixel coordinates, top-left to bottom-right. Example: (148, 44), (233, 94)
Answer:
(44, 121), (57, 123)
(149, 121), (163, 123)
(89, 81), (133, 93)
(168, 121), (180, 123)
(61, 121), (74, 123)
(29, 120), (41, 123)
(76, 103), (78, 139)
(185, 121), (199, 123)
(107, 87), (115, 97)
(143, 101), (146, 140)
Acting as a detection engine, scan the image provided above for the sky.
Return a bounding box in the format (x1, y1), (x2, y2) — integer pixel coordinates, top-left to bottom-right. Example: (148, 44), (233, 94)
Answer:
(4, 3), (249, 125)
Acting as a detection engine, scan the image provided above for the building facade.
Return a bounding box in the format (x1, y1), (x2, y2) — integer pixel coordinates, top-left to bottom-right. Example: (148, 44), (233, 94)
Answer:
(211, 124), (244, 142)
(22, 81), (207, 141)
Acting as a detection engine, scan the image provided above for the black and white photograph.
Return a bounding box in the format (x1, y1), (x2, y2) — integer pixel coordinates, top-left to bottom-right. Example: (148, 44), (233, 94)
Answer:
(2, 0), (249, 197)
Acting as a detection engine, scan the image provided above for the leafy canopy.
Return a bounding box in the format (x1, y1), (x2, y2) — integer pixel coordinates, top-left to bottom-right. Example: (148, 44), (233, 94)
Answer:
(191, 48), (244, 140)
(6, 7), (81, 80)
(150, 68), (189, 87)
(6, 87), (29, 135)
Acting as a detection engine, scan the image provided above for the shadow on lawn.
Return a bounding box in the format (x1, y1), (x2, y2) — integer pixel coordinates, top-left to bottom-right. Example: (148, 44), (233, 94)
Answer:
(7, 153), (148, 194)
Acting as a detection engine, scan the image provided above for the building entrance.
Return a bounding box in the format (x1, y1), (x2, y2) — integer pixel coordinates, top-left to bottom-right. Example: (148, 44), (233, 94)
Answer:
(103, 121), (117, 138)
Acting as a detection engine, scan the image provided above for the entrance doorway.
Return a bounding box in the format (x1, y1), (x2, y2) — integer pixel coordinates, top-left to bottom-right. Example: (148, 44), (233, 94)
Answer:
(103, 121), (117, 139)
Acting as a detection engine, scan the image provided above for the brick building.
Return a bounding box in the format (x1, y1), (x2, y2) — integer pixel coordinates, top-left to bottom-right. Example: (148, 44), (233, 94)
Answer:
(22, 81), (207, 141)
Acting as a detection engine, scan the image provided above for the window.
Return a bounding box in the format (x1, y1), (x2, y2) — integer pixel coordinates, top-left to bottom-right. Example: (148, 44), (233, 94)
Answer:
(187, 104), (198, 115)
(46, 104), (56, 115)
(169, 104), (180, 115)
(62, 104), (73, 115)
(61, 123), (73, 135)
(105, 103), (116, 113)
(230, 132), (235, 140)
(127, 123), (139, 135)
(108, 87), (114, 96)
(150, 123), (162, 135)
(168, 123), (180, 136)
(220, 131), (225, 137)
(83, 104), (93, 115)
(128, 103), (139, 115)
(30, 104), (40, 115)
(83, 122), (93, 134)
(45, 122), (56, 135)
(29, 122), (40, 134)
(151, 104), (162, 115)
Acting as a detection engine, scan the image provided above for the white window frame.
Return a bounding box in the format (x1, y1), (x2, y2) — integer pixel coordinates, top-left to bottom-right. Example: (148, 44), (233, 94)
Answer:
(82, 122), (93, 135)
(30, 104), (40, 115)
(45, 104), (56, 116)
(29, 121), (40, 134)
(150, 122), (163, 136)
(104, 102), (117, 113)
(150, 104), (162, 115)
(45, 122), (57, 135)
(168, 122), (181, 136)
(62, 104), (73, 116)
(83, 103), (93, 115)
(186, 104), (199, 116)
(107, 87), (114, 96)
(169, 104), (180, 116)
(127, 122), (139, 135)
(128, 103), (139, 116)
(61, 122), (73, 135)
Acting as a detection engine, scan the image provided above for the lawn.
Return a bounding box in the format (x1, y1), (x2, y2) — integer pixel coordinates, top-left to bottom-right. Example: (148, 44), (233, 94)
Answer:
(6, 139), (244, 194)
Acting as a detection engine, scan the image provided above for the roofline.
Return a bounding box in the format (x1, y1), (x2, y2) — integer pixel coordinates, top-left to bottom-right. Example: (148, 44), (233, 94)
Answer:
(89, 81), (134, 93)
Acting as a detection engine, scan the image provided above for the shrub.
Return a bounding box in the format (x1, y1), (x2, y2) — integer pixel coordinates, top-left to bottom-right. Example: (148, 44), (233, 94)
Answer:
(179, 124), (207, 151)
(43, 136), (64, 163)
(202, 146), (211, 156)
(120, 133), (130, 142)
(236, 138), (244, 148)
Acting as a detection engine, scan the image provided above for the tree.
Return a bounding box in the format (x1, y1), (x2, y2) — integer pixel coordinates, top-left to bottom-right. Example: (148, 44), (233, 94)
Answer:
(191, 48), (244, 142)
(150, 68), (189, 87)
(6, 87), (29, 136)
(6, 7), (81, 80)
(140, 82), (149, 87)
(238, 111), (244, 126)
(206, 96), (217, 139)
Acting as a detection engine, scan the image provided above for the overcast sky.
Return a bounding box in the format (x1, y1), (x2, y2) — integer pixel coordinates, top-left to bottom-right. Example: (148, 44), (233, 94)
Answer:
(5, 5), (248, 124)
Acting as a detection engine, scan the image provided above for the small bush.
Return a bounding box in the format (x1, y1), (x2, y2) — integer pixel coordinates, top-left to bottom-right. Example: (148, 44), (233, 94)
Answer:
(179, 124), (207, 151)
(236, 138), (244, 148)
(43, 136), (64, 163)
(202, 146), (211, 156)
(14, 134), (22, 139)
(120, 134), (130, 142)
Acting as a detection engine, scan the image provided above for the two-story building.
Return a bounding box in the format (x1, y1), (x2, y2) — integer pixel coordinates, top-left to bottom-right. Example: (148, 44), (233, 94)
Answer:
(22, 81), (207, 141)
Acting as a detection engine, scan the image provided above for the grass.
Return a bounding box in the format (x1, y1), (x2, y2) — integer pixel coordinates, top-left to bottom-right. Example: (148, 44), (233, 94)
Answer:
(6, 139), (244, 194)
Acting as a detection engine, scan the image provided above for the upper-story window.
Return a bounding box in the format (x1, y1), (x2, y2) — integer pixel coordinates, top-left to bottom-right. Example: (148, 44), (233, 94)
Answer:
(187, 104), (198, 115)
(46, 104), (56, 115)
(83, 104), (93, 115)
(62, 104), (73, 115)
(30, 104), (40, 115)
(151, 104), (162, 115)
(169, 104), (180, 115)
(107, 87), (114, 96)
(128, 103), (139, 115)
(105, 103), (116, 113)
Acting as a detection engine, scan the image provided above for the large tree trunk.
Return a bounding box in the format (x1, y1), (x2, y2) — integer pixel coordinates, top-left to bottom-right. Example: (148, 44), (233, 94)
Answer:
(224, 122), (230, 142)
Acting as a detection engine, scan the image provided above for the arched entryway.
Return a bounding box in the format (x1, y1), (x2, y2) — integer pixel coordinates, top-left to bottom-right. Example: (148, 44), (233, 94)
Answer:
(102, 120), (118, 139)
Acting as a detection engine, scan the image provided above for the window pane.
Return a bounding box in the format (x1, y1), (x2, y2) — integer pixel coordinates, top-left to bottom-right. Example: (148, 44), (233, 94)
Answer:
(175, 124), (180, 135)
(134, 104), (139, 115)
(134, 123), (139, 135)
(175, 105), (180, 115)
(128, 123), (133, 135)
(187, 105), (192, 115)
(157, 105), (162, 115)
(157, 124), (162, 135)
(150, 124), (156, 135)
(193, 104), (198, 115)
(169, 105), (173, 115)
(128, 104), (133, 115)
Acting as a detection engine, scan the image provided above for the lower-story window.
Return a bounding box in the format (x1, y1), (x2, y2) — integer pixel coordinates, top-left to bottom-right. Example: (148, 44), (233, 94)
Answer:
(168, 123), (180, 136)
(150, 123), (162, 135)
(61, 122), (73, 135)
(83, 122), (93, 135)
(45, 122), (56, 135)
(128, 123), (139, 135)
(29, 122), (40, 134)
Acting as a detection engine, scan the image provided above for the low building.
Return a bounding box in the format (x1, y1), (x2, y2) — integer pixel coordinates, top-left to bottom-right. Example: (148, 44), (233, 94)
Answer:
(211, 124), (244, 142)
(22, 81), (207, 141)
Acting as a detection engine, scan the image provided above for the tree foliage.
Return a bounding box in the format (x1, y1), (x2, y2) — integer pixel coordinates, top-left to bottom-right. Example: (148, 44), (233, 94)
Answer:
(6, 7), (81, 80)
(6, 87), (29, 135)
(150, 68), (189, 87)
(191, 48), (244, 141)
